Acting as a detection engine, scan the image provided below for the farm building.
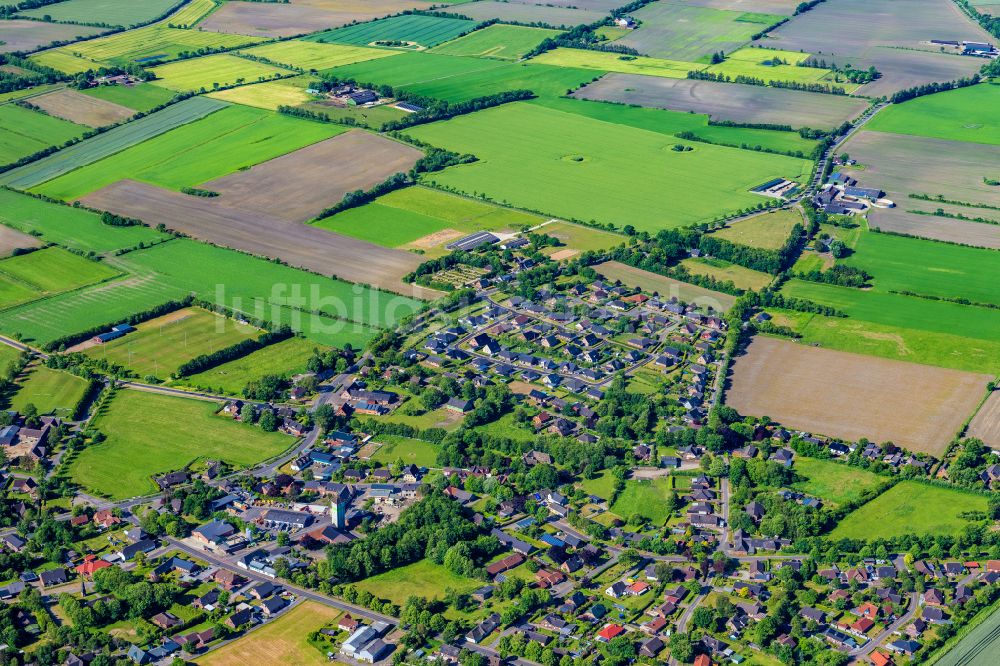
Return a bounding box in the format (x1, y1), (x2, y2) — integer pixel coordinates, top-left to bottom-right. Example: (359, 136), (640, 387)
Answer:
(91, 323), (135, 344)
(347, 90), (378, 106)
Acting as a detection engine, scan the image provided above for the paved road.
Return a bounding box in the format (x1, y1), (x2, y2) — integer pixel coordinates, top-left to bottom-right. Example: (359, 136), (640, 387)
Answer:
(852, 591), (919, 657)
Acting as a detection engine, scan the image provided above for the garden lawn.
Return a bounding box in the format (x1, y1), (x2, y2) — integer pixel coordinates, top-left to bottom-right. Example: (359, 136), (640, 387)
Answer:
(530, 47), (697, 79)
(323, 51), (597, 103)
(81, 83), (176, 112)
(10, 365), (89, 417)
(71, 389), (291, 498)
(18, 0), (180, 27)
(612, 477), (675, 524)
(0, 103), (86, 165)
(305, 14), (476, 48)
(842, 231), (1000, 306)
(354, 559), (480, 607)
(473, 412), (535, 442)
(865, 84), (1000, 146)
(149, 54), (293, 92)
(238, 41), (399, 71)
(790, 457), (886, 506)
(182, 336), (322, 394)
(369, 435), (440, 468)
(0, 247), (119, 308)
(34, 105), (342, 200)
(829, 481), (988, 539)
(83, 307), (259, 379)
(407, 102), (811, 232)
(430, 24), (562, 60)
(712, 208), (803, 249)
(199, 601), (339, 666)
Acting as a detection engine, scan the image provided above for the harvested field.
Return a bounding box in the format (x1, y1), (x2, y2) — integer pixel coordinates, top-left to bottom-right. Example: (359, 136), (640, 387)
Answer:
(0, 96), (227, 190)
(450, 0), (606, 27)
(682, 0), (800, 12)
(238, 40), (399, 70)
(0, 226), (41, 257)
(867, 209), (1000, 250)
(727, 336), (991, 455)
(572, 74), (868, 130)
(766, 0), (992, 97)
(18, 0), (181, 27)
(614, 2), (783, 61)
(202, 131), (422, 222)
(199, 0), (426, 38)
(306, 14), (476, 48)
(81, 180), (433, 298)
(968, 392), (1000, 449)
(27, 88), (134, 127)
(0, 19), (105, 52)
(594, 260), (735, 312)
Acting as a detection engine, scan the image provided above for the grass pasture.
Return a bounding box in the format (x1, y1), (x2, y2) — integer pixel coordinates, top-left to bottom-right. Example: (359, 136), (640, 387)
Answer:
(18, 0), (181, 27)
(306, 14), (476, 48)
(706, 47), (853, 91)
(324, 51), (598, 103)
(830, 481), (989, 539)
(149, 54), (292, 92)
(538, 221), (625, 257)
(207, 77), (312, 110)
(790, 457), (885, 506)
(0, 189), (168, 254)
(354, 559), (480, 607)
(182, 336), (321, 395)
(28, 50), (97, 73)
(47, 26), (265, 68)
(712, 208), (802, 249)
(71, 389), (290, 498)
(595, 260), (735, 311)
(166, 0), (218, 28)
(0, 103), (86, 165)
(83, 307), (259, 379)
(615, 3), (784, 62)
(81, 83), (177, 112)
(198, 601), (339, 666)
(430, 24), (561, 60)
(238, 40), (399, 71)
(35, 105), (339, 201)
(572, 74), (869, 130)
(612, 477), (675, 524)
(0, 247), (118, 309)
(531, 47), (697, 79)
(0, 96), (226, 190)
(9, 365), (89, 417)
(726, 336), (991, 455)
(369, 434), (439, 468)
(866, 83), (1000, 147)
(407, 102), (811, 232)
(680, 257), (772, 291)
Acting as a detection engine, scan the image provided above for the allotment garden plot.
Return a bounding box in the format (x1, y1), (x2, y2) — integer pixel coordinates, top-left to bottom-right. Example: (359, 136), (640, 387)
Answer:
(726, 337), (991, 455)
(70, 389), (291, 499)
(407, 102), (811, 232)
(572, 75), (869, 130)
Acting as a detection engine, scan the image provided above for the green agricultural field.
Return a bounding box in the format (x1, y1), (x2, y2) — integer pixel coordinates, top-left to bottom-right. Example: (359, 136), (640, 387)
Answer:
(407, 102), (811, 232)
(35, 105), (342, 200)
(238, 41), (400, 71)
(70, 389), (291, 499)
(117, 239), (420, 329)
(595, 260), (736, 311)
(0, 103), (86, 165)
(530, 47), (697, 79)
(843, 231), (1000, 306)
(306, 14), (476, 48)
(313, 186), (542, 252)
(0, 344), (23, 375)
(182, 336), (322, 394)
(706, 47), (856, 91)
(208, 77), (314, 110)
(354, 559), (480, 607)
(533, 96), (819, 158)
(790, 457), (886, 506)
(18, 0), (181, 27)
(712, 208), (803, 249)
(539, 221), (625, 255)
(149, 54), (292, 92)
(369, 435), (440, 468)
(323, 51), (597, 103)
(0, 96), (227, 190)
(0, 247), (119, 308)
(680, 257), (773, 291)
(614, 3), (785, 62)
(0, 189), (169, 254)
(866, 84), (1000, 146)
(830, 481), (989, 539)
(81, 83), (177, 112)
(165, 0), (218, 28)
(9, 365), (89, 417)
(84, 307), (259, 379)
(49, 26), (264, 68)
(28, 50), (96, 74)
(430, 24), (562, 60)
